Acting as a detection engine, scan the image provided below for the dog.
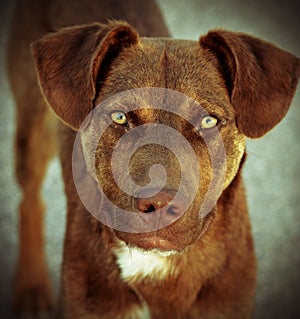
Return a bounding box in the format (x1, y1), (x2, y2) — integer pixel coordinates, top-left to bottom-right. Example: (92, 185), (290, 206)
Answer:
(7, 0), (300, 318)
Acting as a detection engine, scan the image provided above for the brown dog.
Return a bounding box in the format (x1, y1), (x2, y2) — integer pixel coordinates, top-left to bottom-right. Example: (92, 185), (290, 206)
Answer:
(7, 0), (300, 318)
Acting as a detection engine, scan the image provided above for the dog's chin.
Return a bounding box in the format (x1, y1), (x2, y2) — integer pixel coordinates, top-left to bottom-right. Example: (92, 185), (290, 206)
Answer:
(119, 239), (180, 257)
(131, 236), (181, 252)
(113, 231), (185, 253)
(112, 209), (216, 253)
(113, 226), (201, 253)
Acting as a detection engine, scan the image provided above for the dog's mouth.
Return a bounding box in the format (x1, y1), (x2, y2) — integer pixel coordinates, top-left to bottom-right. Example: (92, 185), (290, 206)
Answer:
(114, 208), (215, 253)
(130, 236), (180, 252)
(115, 236), (182, 255)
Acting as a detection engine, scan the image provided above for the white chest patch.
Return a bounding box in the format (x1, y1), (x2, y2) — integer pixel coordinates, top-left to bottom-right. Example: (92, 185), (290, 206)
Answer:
(126, 302), (151, 319)
(113, 242), (179, 282)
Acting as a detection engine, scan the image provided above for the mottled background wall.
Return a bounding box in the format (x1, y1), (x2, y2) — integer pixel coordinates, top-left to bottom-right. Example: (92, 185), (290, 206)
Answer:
(0, 0), (299, 318)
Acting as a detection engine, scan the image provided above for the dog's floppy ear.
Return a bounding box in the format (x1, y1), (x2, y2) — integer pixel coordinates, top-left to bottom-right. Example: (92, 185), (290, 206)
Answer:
(32, 21), (138, 130)
(200, 30), (300, 138)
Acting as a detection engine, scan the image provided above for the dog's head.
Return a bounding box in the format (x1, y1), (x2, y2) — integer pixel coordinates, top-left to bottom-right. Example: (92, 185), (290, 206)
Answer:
(32, 21), (300, 252)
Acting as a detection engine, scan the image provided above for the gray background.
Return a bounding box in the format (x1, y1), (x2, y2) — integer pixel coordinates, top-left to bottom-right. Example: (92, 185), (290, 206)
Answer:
(0, 0), (299, 318)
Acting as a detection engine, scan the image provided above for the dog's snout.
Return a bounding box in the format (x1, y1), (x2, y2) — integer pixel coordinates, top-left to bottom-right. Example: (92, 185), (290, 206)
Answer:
(135, 189), (184, 217)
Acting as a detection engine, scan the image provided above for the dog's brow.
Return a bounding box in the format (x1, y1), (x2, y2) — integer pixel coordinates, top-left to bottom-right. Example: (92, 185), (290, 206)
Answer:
(133, 108), (157, 123)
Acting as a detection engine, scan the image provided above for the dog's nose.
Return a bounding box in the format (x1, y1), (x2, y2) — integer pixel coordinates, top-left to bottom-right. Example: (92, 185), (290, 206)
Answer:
(135, 189), (184, 217)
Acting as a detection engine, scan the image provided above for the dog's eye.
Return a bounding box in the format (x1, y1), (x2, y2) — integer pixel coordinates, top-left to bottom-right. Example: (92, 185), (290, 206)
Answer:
(111, 111), (127, 125)
(200, 115), (218, 129)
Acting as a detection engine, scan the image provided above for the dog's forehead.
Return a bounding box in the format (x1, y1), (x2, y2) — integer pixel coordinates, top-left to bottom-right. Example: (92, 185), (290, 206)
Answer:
(99, 37), (231, 113)
(139, 37), (197, 49)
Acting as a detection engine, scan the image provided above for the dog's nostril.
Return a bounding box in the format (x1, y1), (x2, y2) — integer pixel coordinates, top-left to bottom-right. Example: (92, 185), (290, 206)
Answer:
(135, 189), (184, 217)
(143, 204), (156, 214)
(166, 205), (178, 216)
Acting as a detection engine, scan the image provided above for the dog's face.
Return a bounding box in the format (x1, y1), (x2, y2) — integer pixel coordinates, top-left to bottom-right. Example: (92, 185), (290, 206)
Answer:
(91, 39), (245, 250)
(32, 22), (300, 251)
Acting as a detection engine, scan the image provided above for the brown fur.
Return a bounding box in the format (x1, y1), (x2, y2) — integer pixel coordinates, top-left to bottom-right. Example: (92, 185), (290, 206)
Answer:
(7, 0), (168, 316)
(7, 0), (300, 318)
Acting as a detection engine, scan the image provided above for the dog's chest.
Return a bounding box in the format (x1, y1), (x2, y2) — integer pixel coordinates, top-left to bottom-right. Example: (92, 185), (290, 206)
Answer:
(113, 243), (179, 283)
(112, 243), (201, 318)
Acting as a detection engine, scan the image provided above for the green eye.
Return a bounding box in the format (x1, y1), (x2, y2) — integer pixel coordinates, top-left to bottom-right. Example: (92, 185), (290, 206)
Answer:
(111, 111), (127, 125)
(200, 115), (218, 129)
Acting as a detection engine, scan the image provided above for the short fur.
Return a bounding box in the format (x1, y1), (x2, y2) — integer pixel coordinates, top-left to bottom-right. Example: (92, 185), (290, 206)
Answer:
(7, 0), (300, 318)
